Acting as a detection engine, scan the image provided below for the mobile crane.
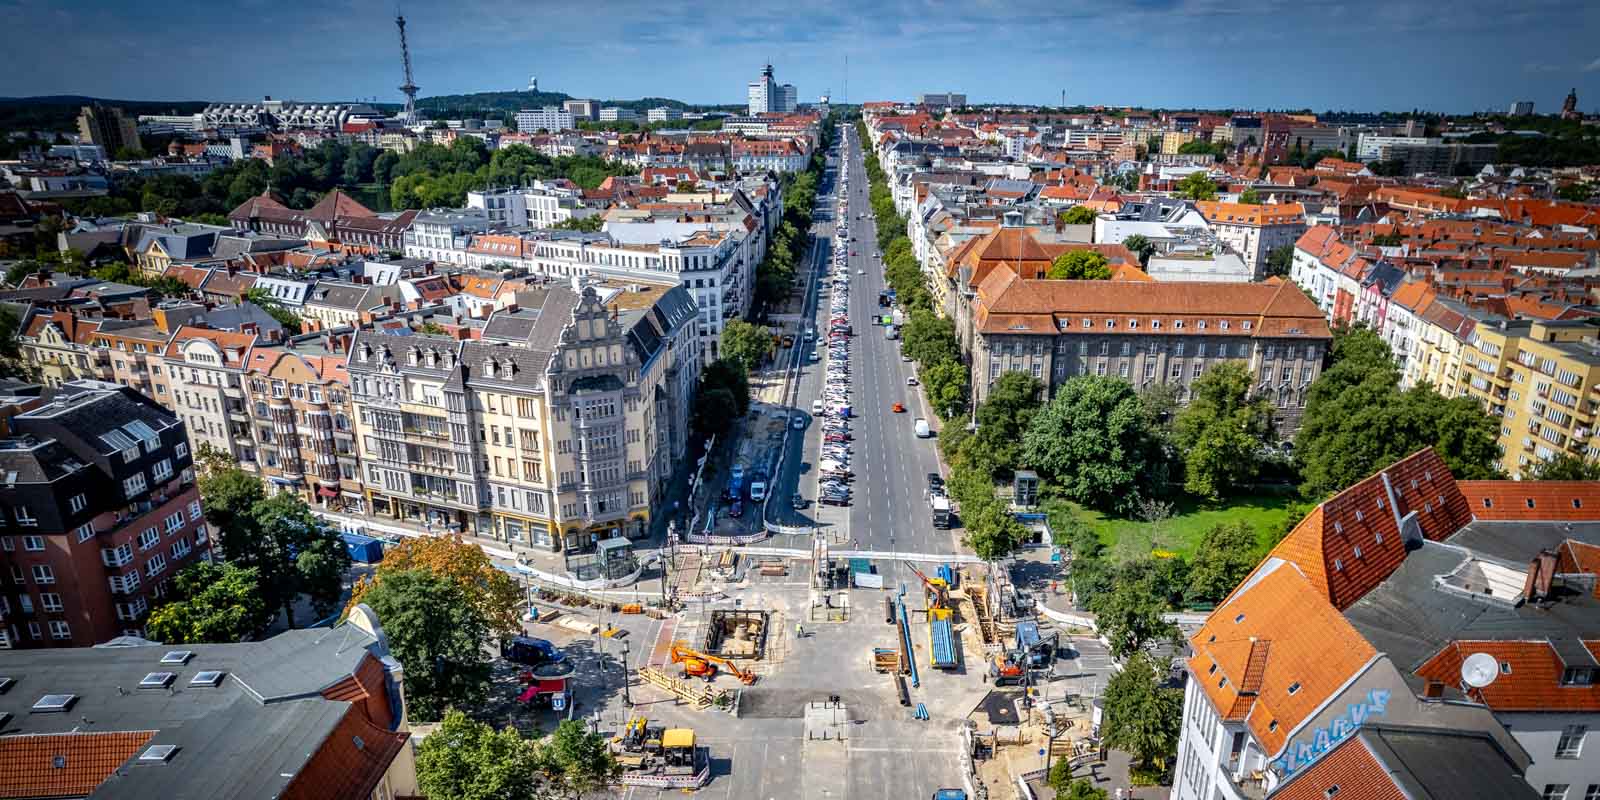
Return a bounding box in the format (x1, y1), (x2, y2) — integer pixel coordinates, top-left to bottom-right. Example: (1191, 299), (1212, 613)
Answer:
(669, 641), (758, 685)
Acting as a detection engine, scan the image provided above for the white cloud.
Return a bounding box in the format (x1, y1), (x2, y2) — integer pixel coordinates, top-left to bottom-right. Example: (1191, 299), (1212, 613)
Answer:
(1584, 57), (1600, 72)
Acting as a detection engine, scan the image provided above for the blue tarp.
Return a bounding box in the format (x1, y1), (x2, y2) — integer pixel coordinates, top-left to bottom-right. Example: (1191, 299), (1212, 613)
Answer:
(340, 532), (385, 564)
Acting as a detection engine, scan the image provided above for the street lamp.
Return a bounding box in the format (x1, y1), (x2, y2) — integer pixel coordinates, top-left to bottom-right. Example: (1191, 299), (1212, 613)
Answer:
(621, 640), (633, 708)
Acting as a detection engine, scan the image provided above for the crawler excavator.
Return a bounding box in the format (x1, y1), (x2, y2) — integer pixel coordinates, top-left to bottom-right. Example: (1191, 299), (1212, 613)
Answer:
(669, 640), (758, 685)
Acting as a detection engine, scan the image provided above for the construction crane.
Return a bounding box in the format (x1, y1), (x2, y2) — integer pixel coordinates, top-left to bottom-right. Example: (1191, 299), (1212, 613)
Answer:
(669, 641), (757, 685)
(394, 11), (420, 125)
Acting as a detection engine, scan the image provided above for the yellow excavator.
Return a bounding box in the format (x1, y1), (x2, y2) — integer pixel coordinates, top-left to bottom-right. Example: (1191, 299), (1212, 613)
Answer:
(669, 640), (758, 685)
(909, 566), (951, 618)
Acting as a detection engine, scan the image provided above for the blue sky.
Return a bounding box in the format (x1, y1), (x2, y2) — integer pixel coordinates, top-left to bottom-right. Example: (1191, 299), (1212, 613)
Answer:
(2, 0), (1597, 113)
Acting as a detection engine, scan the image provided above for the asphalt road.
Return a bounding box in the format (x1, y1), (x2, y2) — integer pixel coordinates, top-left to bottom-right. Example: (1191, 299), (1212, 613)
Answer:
(770, 125), (964, 570)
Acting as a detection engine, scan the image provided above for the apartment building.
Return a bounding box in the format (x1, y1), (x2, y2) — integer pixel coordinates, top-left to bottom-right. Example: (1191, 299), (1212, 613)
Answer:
(403, 208), (495, 265)
(969, 267), (1331, 434)
(242, 334), (364, 512)
(1172, 448), (1594, 800)
(0, 382), (206, 647)
(0, 608), (417, 799)
(1457, 317), (1600, 475)
(467, 182), (596, 228)
(1194, 201), (1307, 277)
(148, 327), (259, 466)
(347, 282), (696, 550)
(515, 106), (575, 132)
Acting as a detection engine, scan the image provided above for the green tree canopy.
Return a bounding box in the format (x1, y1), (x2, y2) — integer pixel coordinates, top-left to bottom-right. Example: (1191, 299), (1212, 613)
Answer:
(974, 371), (1045, 476)
(203, 470), (350, 628)
(901, 309), (960, 366)
(719, 319), (771, 375)
(1089, 572), (1180, 659)
(1122, 234), (1156, 265)
(536, 721), (622, 798)
(1295, 326), (1502, 497)
(1023, 376), (1160, 514)
(1238, 187), (1262, 205)
(1264, 245), (1294, 278)
(146, 561), (272, 644)
(362, 569), (493, 722)
(1183, 522), (1261, 605)
(1176, 172), (1218, 201)
(416, 710), (547, 800)
(1048, 250), (1113, 280)
(921, 360), (970, 420)
(1059, 205), (1097, 225)
(1100, 653), (1183, 771)
(1172, 362), (1274, 500)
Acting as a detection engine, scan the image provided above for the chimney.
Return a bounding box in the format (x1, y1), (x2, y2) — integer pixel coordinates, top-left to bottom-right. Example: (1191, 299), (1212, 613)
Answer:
(1522, 549), (1559, 603)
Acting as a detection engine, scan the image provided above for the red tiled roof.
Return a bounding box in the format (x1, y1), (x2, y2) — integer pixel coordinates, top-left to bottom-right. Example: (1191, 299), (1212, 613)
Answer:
(1458, 480), (1600, 521)
(1416, 640), (1600, 712)
(1269, 735), (1406, 800)
(1263, 449), (1470, 610)
(0, 731), (155, 799)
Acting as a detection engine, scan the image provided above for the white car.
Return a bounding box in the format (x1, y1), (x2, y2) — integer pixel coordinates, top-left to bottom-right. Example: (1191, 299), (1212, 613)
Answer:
(857, 269), (865, 275)
(907, 376), (919, 386)
(792, 415), (806, 429)
(749, 481), (767, 502)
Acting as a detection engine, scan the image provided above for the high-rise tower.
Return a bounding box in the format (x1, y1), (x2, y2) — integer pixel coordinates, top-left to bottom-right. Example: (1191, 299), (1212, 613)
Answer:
(395, 13), (420, 125)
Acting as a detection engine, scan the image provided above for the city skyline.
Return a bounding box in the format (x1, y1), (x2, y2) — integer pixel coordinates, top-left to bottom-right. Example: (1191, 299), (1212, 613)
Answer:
(1, 0), (1596, 114)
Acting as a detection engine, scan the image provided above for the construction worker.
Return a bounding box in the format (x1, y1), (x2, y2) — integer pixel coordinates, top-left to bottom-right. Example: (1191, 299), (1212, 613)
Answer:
(796, 623), (805, 638)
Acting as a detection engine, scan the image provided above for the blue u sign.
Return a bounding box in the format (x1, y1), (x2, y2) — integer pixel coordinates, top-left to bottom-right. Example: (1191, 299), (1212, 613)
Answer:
(1270, 688), (1391, 777)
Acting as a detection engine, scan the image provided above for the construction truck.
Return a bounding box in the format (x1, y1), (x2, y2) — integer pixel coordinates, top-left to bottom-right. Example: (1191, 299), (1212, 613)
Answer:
(614, 720), (707, 787)
(669, 641), (758, 685)
(1014, 620), (1060, 669)
(612, 716), (666, 769)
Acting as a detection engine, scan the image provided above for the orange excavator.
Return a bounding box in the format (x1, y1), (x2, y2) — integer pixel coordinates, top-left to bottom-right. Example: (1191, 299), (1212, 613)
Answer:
(669, 640), (758, 685)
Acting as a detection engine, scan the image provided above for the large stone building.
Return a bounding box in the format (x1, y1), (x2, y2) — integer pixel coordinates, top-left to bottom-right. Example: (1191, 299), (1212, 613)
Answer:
(347, 281), (697, 551)
(1457, 317), (1600, 475)
(968, 266), (1331, 433)
(1193, 201), (1308, 278)
(228, 189), (417, 255)
(0, 382), (207, 647)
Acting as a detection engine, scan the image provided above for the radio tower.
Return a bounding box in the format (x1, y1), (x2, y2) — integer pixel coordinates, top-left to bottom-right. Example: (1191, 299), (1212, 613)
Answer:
(395, 12), (420, 125)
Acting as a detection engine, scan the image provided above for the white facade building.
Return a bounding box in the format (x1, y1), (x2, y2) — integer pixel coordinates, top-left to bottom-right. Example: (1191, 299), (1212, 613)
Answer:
(404, 209), (495, 265)
(467, 183), (596, 228)
(747, 64), (777, 115)
(646, 107), (682, 123)
(515, 106), (575, 133)
(599, 108), (637, 123)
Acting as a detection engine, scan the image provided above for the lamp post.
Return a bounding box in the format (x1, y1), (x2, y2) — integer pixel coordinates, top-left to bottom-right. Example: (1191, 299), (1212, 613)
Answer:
(621, 640), (633, 708)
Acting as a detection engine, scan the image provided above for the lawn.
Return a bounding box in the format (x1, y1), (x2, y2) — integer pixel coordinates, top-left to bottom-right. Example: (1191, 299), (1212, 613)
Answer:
(1044, 492), (1305, 561)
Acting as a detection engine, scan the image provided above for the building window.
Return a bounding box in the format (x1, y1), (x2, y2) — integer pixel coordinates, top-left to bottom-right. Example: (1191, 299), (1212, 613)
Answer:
(69, 494), (88, 513)
(23, 535), (43, 551)
(1544, 786), (1570, 800)
(41, 592), (62, 612)
(49, 620), (71, 640)
(31, 564), (55, 584)
(14, 505), (36, 526)
(76, 523), (96, 542)
(1556, 725), (1588, 759)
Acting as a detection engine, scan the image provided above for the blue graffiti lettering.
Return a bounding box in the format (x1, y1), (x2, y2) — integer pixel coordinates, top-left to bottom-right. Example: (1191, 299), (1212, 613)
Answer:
(1266, 689), (1391, 778)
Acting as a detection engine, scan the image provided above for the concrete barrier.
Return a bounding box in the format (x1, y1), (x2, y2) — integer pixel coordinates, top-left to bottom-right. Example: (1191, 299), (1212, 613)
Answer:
(684, 529), (770, 546)
(1035, 601), (1097, 630)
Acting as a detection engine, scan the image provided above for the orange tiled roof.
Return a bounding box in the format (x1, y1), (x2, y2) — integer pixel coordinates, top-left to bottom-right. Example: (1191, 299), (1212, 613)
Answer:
(279, 703), (409, 800)
(1194, 201), (1306, 227)
(1416, 639), (1600, 712)
(0, 731), (155, 799)
(1188, 561), (1377, 756)
(1458, 480), (1600, 521)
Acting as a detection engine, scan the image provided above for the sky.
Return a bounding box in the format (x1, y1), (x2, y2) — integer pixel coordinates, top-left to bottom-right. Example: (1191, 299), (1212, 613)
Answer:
(2, 0), (1598, 114)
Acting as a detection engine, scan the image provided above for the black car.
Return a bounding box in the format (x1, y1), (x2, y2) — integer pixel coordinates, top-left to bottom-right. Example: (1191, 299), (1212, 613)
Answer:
(927, 473), (945, 491)
(819, 495), (851, 506)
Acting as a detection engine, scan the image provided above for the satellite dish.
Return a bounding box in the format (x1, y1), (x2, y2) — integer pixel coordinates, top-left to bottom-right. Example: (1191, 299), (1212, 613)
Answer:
(1461, 652), (1499, 689)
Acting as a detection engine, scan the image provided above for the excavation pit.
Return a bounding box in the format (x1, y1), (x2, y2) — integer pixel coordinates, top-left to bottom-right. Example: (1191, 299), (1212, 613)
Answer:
(703, 609), (770, 660)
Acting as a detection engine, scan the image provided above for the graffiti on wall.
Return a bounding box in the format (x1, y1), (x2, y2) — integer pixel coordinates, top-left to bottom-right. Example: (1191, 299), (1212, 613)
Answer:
(1269, 688), (1391, 778)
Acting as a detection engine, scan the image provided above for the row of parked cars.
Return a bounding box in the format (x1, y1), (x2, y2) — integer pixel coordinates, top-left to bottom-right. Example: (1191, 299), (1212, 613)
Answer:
(813, 194), (856, 508)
